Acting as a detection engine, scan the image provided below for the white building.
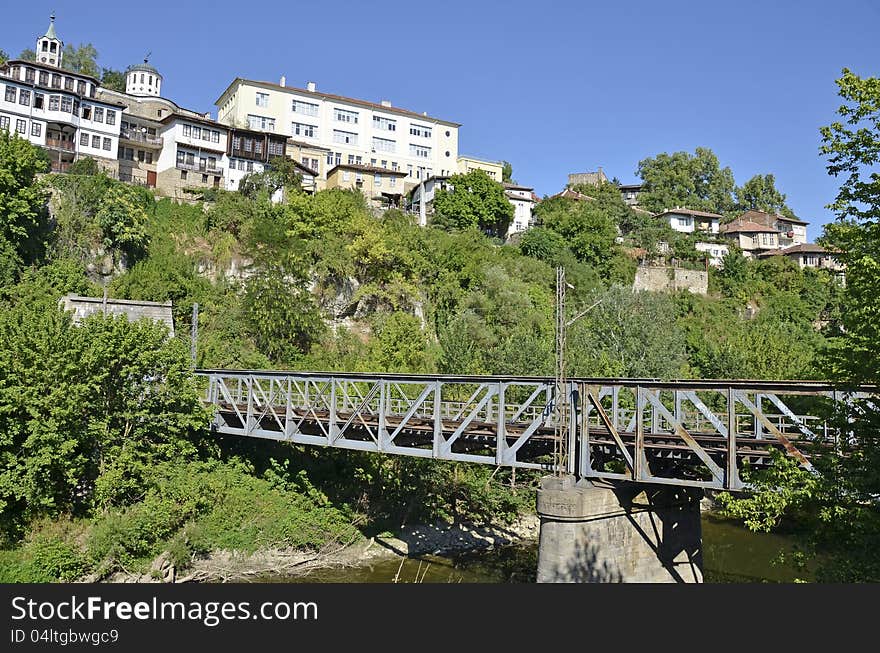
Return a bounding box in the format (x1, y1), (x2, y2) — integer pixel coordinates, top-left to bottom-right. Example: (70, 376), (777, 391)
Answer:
(0, 17), (122, 174)
(695, 242), (729, 267)
(155, 113), (229, 198)
(656, 208), (722, 235)
(215, 78), (460, 191)
(504, 182), (536, 235)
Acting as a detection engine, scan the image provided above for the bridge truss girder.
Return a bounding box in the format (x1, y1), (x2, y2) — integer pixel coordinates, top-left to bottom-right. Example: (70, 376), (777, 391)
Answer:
(198, 371), (873, 491)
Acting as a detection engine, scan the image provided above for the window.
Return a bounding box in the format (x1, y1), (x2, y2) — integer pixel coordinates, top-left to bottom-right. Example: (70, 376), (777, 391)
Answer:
(372, 137), (395, 153)
(77, 81), (85, 95)
(93, 135), (101, 149)
(373, 116), (396, 131)
(25, 68), (35, 83)
(202, 174), (208, 183)
(138, 150), (145, 162)
(39, 71), (48, 86)
(211, 130), (219, 143)
(34, 94), (44, 109)
(18, 90), (30, 106)
(381, 160), (387, 168)
(389, 176), (396, 188)
(374, 173), (381, 187)
(106, 110), (115, 125)
(292, 122), (316, 138)
(183, 124), (191, 137)
(333, 130), (357, 145)
(348, 154), (355, 165)
(254, 141), (263, 154)
(371, 158), (376, 166)
(94, 107), (104, 123)
(244, 138), (253, 152)
(191, 126), (201, 140)
(268, 140), (284, 156)
(5, 86), (16, 102)
(80, 133), (89, 146)
(292, 100), (319, 116)
(410, 124), (432, 138)
(80, 104), (90, 119)
(247, 114), (275, 130)
(208, 156), (217, 170)
(391, 162), (399, 171)
(61, 96), (72, 113)
(16, 119), (26, 134)
(31, 123), (41, 137)
(256, 92), (269, 108)
(342, 171), (350, 182)
(407, 164), (413, 177)
(334, 108), (358, 124)
(64, 77), (73, 91)
(51, 74), (61, 89)
(0, 116), (8, 131)
(310, 158), (319, 171)
(177, 150), (186, 165)
(246, 161), (253, 172)
(180, 170), (187, 180)
(409, 144), (430, 158)
(145, 152), (153, 164)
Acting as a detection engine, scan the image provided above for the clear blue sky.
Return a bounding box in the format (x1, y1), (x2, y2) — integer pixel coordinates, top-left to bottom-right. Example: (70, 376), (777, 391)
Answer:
(3, 1), (878, 239)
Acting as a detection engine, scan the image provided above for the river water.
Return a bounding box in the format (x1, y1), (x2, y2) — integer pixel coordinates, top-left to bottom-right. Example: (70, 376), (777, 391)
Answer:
(268, 513), (808, 584)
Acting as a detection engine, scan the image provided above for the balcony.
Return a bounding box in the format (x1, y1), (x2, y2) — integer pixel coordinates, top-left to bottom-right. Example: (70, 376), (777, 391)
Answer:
(120, 129), (163, 147)
(177, 161), (223, 176)
(45, 138), (75, 152)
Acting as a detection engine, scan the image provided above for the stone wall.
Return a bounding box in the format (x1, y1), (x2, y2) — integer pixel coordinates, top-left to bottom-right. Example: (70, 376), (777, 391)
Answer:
(633, 266), (708, 295)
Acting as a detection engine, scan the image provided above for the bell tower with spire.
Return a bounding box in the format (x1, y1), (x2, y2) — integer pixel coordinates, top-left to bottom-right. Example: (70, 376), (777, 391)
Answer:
(37, 14), (63, 68)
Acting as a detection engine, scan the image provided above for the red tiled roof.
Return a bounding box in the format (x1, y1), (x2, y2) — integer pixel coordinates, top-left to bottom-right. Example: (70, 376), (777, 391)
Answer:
(737, 209), (808, 226)
(720, 220), (779, 234)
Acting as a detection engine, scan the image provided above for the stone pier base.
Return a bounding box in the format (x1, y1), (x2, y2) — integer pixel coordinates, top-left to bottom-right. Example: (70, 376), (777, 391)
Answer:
(536, 476), (703, 583)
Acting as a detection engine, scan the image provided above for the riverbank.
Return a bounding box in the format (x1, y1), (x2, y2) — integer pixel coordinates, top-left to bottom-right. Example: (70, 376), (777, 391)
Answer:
(105, 514), (541, 583)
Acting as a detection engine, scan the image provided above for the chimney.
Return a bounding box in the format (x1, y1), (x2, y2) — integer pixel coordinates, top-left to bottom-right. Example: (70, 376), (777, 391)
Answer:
(280, 75), (286, 87)
(307, 81), (316, 92)
(380, 99), (391, 107)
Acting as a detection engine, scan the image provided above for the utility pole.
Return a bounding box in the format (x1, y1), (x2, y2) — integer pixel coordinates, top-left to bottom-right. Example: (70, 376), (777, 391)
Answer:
(190, 303), (199, 367)
(555, 267), (568, 477)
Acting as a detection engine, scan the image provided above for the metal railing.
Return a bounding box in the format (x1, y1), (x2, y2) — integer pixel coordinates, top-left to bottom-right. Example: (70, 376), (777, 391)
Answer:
(45, 138), (75, 151)
(120, 129), (163, 146)
(177, 161), (223, 175)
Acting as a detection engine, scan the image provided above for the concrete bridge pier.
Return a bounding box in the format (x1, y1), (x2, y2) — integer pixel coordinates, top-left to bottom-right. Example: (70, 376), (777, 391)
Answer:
(536, 476), (704, 583)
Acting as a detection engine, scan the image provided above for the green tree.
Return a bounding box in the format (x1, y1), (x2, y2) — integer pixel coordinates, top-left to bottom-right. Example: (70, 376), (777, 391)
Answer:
(0, 50), (8, 65)
(637, 147), (736, 215)
(67, 156), (99, 176)
(60, 43), (99, 78)
(719, 69), (880, 582)
(432, 169), (514, 236)
(238, 156), (303, 199)
(533, 195), (619, 275)
(0, 131), (50, 266)
(100, 68), (126, 92)
(566, 285), (688, 378)
(501, 160), (514, 183)
(735, 173), (794, 216)
(17, 49), (35, 62)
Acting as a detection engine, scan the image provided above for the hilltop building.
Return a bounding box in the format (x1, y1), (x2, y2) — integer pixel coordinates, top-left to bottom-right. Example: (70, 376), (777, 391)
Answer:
(657, 208), (723, 235)
(0, 16), (123, 174)
(215, 77), (461, 194)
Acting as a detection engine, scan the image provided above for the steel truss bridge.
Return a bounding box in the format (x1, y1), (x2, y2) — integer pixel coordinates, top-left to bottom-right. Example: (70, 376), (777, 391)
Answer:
(196, 370), (876, 491)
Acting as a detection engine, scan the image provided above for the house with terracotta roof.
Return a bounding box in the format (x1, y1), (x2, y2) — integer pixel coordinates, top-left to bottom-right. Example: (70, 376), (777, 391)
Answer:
(656, 207), (723, 235)
(503, 182), (536, 234)
(326, 163), (407, 208)
(758, 243), (845, 273)
(719, 220), (781, 257)
(731, 209), (809, 247)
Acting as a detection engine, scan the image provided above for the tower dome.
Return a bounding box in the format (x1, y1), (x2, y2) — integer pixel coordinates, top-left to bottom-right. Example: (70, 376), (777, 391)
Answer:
(125, 57), (163, 97)
(36, 14), (63, 67)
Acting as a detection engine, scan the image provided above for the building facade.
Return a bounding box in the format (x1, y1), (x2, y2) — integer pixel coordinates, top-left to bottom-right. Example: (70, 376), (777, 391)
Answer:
(727, 210), (808, 247)
(657, 208), (722, 235)
(504, 182), (536, 234)
(1, 19), (122, 174)
(457, 155), (503, 181)
(325, 163), (407, 207)
(215, 78), (460, 192)
(695, 241), (729, 267)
